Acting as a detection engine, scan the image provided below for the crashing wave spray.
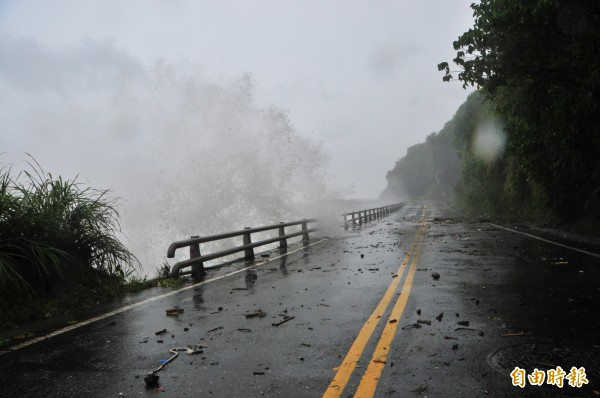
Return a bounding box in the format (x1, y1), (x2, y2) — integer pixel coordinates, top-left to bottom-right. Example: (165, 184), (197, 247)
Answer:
(0, 40), (341, 275)
(119, 66), (340, 273)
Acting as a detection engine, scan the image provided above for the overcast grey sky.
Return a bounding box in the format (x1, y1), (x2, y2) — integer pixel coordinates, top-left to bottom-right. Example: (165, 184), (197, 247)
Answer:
(0, 0), (475, 199)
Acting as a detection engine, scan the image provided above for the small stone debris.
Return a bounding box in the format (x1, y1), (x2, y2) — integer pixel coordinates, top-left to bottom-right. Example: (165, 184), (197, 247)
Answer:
(431, 272), (440, 280)
(155, 329), (168, 336)
(184, 327), (189, 332)
(479, 331), (485, 336)
(144, 374), (159, 386)
(301, 343), (312, 347)
(232, 287), (248, 291)
(207, 326), (223, 333)
(452, 344), (459, 351)
(253, 372), (265, 375)
(457, 321), (470, 327)
(368, 268), (379, 271)
(401, 323), (422, 330)
(475, 299), (480, 305)
(244, 310), (267, 318)
(416, 309), (422, 315)
(166, 308), (184, 316)
(360, 254), (364, 258)
(389, 319), (398, 324)
(436, 312), (444, 322)
(455, 327), (477, 331)
(417, 319), (431, 326)
(444, 336), (458, 340)
(237, 328), (252, 332)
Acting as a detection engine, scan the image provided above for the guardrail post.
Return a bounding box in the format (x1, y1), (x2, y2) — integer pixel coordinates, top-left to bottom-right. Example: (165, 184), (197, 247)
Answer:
(189, 235), (204, 276)
(358, 211), (363, 226)
(279, 222), (288, 249)
(302, 220), (309, 242)
(243, 227), (255, 260)
(351, 212), (356, 228)
(343, 215), (348, 231)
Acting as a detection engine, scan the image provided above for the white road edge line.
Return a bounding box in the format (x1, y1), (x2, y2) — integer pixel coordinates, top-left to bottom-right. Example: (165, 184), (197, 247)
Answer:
(1, 238), (329, 355)
(488, 223), (600, 259)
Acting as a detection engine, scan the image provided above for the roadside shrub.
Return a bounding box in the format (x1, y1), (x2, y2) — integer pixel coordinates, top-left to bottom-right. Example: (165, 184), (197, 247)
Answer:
(0, 159), (137, 296)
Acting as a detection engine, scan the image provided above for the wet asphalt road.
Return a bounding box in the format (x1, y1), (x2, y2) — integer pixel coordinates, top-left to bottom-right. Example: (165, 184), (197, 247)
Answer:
(1, 201), (599, 397)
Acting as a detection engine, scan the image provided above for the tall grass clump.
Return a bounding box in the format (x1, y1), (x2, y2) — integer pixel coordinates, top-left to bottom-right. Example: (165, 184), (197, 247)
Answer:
(0, 159), (137, 301)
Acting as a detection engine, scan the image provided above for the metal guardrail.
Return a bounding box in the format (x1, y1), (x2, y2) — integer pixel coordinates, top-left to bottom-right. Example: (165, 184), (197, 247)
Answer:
(342, 203), (403, 230)
(168, 219), (317, 277)
(167, 203), (403, 277)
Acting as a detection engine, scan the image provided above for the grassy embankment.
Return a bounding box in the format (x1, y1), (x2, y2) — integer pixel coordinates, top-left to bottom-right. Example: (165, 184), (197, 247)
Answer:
(0, 160), (180, 334)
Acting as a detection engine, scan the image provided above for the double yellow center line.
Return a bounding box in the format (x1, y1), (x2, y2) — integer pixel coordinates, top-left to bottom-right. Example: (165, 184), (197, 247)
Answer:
(323, 207), (429, 398)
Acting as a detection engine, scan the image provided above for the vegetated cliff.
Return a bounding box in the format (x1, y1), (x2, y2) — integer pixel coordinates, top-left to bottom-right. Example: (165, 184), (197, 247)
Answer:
(382, 88), (599, 234)
(381, 91), (488, 204)
(431, 0), (600, 232)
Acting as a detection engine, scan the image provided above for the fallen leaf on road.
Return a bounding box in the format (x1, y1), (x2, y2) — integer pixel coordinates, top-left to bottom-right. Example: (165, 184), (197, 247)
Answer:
(401, 323), (422, 330)
(272, 316), (295, 327)
(501, 332), (525, 337)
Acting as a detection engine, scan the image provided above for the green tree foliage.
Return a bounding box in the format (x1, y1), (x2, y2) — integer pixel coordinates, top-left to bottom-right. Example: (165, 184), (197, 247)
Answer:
(382, 92), (550, 219)
(439, 0), (600, 219)
(380, 94), (481, 202)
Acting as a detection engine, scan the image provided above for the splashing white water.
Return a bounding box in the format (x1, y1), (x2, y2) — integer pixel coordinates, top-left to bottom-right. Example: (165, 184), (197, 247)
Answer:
(0, 38), (341, 276)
